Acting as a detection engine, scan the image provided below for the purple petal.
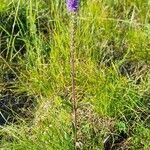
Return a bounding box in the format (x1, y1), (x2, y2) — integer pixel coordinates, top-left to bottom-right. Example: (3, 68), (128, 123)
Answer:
(67, 0), (79, 12)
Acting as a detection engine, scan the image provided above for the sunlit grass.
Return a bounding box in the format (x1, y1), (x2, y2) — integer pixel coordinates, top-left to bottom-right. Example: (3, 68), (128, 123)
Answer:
(0, 0), (149, 149)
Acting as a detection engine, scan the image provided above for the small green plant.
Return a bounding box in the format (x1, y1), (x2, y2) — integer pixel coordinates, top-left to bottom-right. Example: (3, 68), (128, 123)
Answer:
(116, 121), (126, 133)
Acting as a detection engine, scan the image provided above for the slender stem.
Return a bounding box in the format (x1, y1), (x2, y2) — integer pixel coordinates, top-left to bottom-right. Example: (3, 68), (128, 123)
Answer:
(70, 12), (77, 150)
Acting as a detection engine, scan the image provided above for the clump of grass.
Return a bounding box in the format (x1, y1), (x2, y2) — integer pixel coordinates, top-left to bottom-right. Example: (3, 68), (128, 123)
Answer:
(0, 0), (149, 149)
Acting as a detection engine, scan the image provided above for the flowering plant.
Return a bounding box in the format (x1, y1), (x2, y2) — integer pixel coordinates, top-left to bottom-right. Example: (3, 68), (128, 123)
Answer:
(67, 0), (79, 12)
(66, 0), (79, 150)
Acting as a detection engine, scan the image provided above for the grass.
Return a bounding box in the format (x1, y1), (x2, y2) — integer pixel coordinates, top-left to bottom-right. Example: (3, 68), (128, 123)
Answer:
(0, 0), (150, 149)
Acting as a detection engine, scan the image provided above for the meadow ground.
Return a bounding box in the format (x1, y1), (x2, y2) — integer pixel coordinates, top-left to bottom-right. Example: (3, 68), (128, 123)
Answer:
(0, 0), (149, 149)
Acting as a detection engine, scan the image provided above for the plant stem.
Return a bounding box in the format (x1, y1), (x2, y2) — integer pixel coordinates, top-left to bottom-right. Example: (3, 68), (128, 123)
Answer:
(70, 12), (77, 150)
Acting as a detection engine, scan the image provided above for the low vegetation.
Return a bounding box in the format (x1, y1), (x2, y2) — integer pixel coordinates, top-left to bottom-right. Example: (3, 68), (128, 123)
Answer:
(0, 0), (149, 149)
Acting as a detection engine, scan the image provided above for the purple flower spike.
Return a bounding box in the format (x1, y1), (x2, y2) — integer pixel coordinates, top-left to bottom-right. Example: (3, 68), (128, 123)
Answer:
(67, 0), (79, 12)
